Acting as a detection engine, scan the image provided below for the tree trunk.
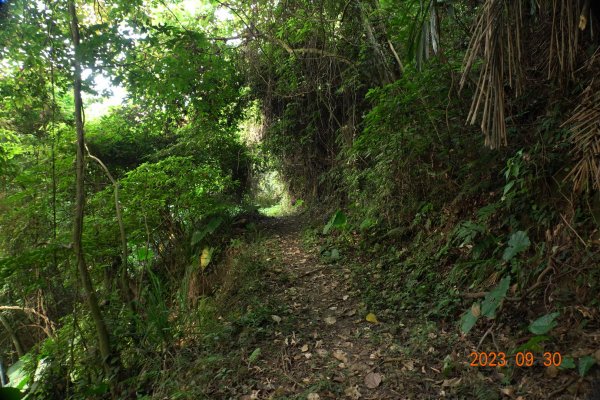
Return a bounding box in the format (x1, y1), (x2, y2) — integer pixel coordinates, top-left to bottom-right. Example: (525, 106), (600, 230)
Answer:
(68, 0), (114, 378)
(0, 314), (24, 357)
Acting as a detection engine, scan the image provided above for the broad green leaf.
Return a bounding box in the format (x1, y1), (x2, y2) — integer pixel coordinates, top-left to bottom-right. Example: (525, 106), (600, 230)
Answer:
(191, 217), (223, 246)
(136, 247), (154, 261)
(502, 180), (515, 198)
(502, 231), (530, 261)
(248, 348), (261, 364)
(559, 357), (576, 370)
(323, 210), (347, 234)
(528, 312), (559, 335)
(359, 218), (376, 230)
(293, 198), (304, 207)
(481, 276), (510, 318)
(460, 302), (480, 333)
(578, 355), (595, 377)
(513, 335), (549, 353)
(330, 248), (340, 260)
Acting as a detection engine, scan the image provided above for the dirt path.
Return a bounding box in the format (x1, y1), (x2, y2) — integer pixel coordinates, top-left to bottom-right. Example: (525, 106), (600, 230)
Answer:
(223, 214), (600, 400)
(240, 216), (426, 400)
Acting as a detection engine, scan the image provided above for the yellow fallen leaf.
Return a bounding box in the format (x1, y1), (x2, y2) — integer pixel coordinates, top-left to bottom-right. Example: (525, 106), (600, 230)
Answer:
(200, 247), (214, 270)
(366, 313), (379, 324)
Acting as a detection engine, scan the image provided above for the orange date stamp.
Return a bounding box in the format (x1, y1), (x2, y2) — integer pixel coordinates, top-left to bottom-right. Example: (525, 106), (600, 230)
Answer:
(469, 351), (563, 367)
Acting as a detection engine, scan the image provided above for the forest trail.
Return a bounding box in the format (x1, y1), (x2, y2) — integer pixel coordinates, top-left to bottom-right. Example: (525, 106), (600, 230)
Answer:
(238, 215), (433, 400)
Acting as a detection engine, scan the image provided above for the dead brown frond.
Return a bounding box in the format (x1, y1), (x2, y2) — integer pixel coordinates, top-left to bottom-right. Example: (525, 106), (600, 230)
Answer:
(547, 0), (582, 82)
(562, 64), (600, 191)
(460, 0), (525, 149)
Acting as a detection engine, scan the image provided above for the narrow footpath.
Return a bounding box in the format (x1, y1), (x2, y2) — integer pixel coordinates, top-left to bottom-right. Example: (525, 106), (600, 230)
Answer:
(239, 216), (437, 399)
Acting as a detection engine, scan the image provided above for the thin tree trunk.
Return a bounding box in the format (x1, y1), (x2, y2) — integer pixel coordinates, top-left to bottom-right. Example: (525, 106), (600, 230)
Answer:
(86, 146), (134, 307)
(68, 0), (114, 377)
(0, 314), (24, 357)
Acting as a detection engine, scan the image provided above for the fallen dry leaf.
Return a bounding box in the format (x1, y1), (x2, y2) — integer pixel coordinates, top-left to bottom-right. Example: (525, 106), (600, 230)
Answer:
(500, 387), (515, 397)
(317, 349), (329, 357)
(333, 350), (349, 363)
(240, 390), (261, 400)
(307, 394), (320, 400)
(344, 385), (361, 399)
(271, 315), (282, 323)
(402, 360), (415, 371)
(324, 316), (337, 325)
(545, 365), (558, 378)
(364, 372), (382, 389)
(301, 344), (309, 352)
(442, 378), (461, 387)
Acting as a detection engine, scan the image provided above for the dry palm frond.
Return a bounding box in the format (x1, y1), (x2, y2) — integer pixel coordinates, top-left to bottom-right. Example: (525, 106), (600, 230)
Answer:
(460, 0), (525, 149)
(547, 0), (582, 82)
(562, 51), (600, 191)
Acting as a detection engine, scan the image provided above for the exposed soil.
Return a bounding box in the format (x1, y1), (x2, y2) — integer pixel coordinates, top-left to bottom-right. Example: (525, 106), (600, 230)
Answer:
(238, 215), (408, 399)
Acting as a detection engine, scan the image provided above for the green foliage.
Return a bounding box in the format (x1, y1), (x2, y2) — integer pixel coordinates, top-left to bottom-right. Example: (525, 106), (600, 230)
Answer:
(0, 388), (24, 400)
(460, 276), (510, 334)
(323, 210), (347, 235)
(459, 305), (479, 334)
(502, 230), (530, 261)
(578, 356), (596, 377)
(481, 276), (510, 318)
(559, 357), (576, 370)
(454, 221), (485, 248)
(513, 335), (550, 353)
(191, 217), (223, 247)
(501, 150), (526, 206)
(528, 312), (559, 335)
(247, 348), (261, 365)
(86, 107), (172, 174)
